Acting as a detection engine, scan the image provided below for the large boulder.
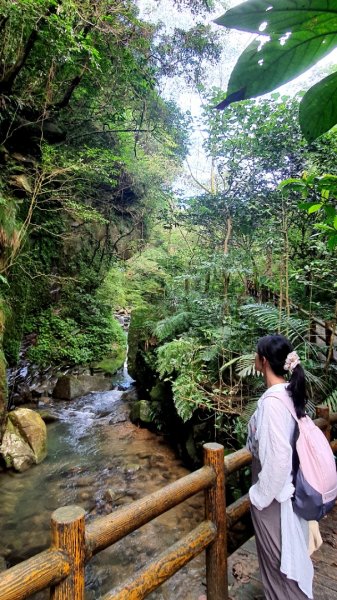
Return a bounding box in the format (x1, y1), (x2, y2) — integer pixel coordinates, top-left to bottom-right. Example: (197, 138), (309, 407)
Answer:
(52, 374), (111, 400)
(0, 408), (47, 472)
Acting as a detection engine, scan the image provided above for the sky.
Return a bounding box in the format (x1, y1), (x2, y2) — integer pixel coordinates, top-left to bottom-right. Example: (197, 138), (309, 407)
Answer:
(137, 0), (337, 195)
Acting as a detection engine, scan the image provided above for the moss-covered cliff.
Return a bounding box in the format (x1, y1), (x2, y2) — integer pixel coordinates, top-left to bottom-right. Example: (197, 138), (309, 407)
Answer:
(0, 1), (197, 431)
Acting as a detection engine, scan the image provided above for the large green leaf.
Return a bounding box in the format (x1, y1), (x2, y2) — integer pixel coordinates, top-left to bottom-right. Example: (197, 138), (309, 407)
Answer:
(299, 71), (337, 142)
(214, 0), (337, 35)
(218, 31), (337, 108)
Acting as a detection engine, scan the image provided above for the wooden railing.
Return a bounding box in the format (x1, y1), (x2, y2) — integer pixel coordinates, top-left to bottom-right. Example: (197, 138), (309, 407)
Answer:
(0, 409), (336, 600)
(0, 443), (226, 600)
(246, 280), (337, 353)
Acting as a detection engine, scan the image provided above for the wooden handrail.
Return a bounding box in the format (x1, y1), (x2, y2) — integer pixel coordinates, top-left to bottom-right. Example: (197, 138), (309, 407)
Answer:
(0, 444), (224, 600)
(227, 493), (250, 528)
(0, 549), (70, 600)
(102, 521), (217, 600)
(330, 412), (337, 425)
(85, 464), (215, 559)
(225, 447), (251, 475)
(0, 410), (336, 600)
(204, 442), (227, 599)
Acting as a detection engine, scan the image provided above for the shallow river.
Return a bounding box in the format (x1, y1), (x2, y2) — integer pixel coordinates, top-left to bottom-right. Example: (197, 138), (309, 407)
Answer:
(0, 373), (206, 599)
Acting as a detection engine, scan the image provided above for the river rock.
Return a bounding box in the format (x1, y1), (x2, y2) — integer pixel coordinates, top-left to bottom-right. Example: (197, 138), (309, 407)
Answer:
(36, 410), (59, 424)
(0, 408), (47, 471)
(121, 386), (138, 402)
(129, 400), (152, 424)
(52, 374), (111, 400)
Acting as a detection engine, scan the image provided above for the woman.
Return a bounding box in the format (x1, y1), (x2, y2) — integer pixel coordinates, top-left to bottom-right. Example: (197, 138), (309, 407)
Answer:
(247, 334), (314, 599)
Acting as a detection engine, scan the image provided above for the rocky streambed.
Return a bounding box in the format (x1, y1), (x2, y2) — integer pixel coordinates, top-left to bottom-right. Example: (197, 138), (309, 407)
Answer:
(0, 381), (207, 599)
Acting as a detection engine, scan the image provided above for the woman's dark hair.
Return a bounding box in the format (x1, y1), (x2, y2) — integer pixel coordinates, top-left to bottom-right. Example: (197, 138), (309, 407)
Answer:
(257, 334), (306, 418)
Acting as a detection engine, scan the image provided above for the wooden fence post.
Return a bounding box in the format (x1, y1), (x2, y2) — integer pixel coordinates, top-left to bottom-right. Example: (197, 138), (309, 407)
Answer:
(50, 505), (85, 600)
(309, 319), (316, 344)
(316, 405), (331, 441)
(204, 443), (227, 600)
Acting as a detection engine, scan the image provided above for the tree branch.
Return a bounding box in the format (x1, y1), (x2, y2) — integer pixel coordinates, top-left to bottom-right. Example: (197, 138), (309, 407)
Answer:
(0, 3), (58, 94)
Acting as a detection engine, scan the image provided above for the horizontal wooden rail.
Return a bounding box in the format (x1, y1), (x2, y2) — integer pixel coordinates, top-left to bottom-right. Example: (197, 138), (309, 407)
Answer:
(0, 549), (70, 600)
(225, 448), (251, 475)
(85, 465), (215, 559)
(101, 521), (217, 600)
(227, 493), (250, 528)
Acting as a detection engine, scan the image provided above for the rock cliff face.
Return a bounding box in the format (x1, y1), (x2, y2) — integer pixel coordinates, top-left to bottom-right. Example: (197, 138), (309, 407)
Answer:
(0, 101), (144, 439)
(0, 408), (47, 472)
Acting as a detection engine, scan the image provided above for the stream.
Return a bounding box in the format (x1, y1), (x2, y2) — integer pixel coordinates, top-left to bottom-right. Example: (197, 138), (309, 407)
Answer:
(0, 366), (206, 599)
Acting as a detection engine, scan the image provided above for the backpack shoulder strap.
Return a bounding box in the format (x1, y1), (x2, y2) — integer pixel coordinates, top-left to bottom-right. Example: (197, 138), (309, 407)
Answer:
(269, 389), (299, 423)
(271, 391), (300, 477)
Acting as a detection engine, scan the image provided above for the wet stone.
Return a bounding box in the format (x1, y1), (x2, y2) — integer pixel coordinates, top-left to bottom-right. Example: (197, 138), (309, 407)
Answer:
(124, 463), (141, 473)
(104, 488), (126, 502)
(76, 476), (96, 487)
(78, 491), (91, 501)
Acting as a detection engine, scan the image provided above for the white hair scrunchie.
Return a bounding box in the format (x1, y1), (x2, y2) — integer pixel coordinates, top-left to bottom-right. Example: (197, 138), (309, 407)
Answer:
(284, 351), (300, 372)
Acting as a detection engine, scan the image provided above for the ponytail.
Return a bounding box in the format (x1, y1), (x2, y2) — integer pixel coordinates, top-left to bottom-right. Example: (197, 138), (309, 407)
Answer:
(257, 334), (307, 419)
(287, 364), (306, 419)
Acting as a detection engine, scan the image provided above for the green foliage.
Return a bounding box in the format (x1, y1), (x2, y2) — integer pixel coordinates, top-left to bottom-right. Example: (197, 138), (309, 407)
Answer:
(280, 173), (337, 250)
(157, 337), (210, 422)
(153, 311), (192, 342)
(215, 0), (337, 141)
(241, 304), (309, 347)
(28, 308), (126, 367)
(322, 389), (337, 412)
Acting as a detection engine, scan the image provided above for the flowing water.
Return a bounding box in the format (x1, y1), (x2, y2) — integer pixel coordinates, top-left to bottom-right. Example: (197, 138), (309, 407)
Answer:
(0, 369), (206, 599)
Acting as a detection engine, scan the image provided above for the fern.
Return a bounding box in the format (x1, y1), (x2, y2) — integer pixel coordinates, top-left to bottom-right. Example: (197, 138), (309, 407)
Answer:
(239, 399), (258, 425)
(153, 311), (191, 342)
(157, 337), (199, 377)
(241, 304), (311, 348)
(172, 374), (207, 422)
(221, 352), (260, 377)
(322, 389), (337, 412)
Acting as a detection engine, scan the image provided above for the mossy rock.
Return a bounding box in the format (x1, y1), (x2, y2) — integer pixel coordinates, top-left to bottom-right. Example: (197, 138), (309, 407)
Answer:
(92, 346), (126, 376)
(0, 408), (47, 471)
(52, 374), (111, 400)
(130, 400), (153, 424)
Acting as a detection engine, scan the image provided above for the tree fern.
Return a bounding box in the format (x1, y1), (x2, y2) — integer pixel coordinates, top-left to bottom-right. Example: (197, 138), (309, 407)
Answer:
(153, 311), (191, 342)
(241, 303), (312, 350)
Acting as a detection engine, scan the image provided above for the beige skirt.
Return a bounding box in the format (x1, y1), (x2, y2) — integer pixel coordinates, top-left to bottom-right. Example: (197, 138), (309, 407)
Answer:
(251, 457), (311, 599)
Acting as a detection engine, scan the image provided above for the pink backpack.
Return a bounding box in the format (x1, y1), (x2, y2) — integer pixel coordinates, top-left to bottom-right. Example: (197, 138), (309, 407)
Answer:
(279, 394), (337, 521)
